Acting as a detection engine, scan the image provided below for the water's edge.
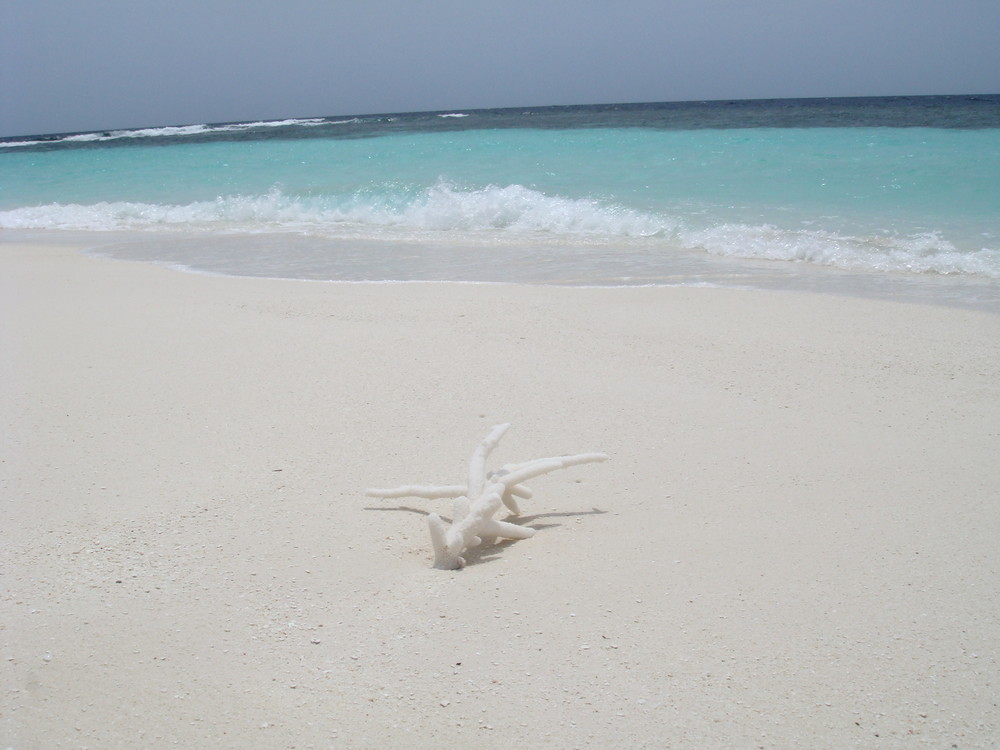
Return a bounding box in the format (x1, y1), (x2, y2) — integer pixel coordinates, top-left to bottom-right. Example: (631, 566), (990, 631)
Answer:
(5, 229), (997, 315)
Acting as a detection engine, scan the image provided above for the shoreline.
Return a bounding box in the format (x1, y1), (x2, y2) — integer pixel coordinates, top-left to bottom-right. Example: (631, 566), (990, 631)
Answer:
(3, 240), (999, 748)
(5, 228), (1000, 315)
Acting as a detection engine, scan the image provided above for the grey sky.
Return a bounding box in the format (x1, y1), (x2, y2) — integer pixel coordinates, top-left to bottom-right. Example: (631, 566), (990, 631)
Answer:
(2, 0), (999, 137)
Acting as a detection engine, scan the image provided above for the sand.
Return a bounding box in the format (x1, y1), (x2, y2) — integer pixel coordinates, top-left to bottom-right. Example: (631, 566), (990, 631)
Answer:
(2, 240), (999, 749)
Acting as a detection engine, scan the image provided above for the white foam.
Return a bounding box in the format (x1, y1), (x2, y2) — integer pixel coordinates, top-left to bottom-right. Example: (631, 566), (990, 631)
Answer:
(0, 139), (48, 148)
(680, 223), (1000, 278)
(3, 184), (997, 279)
(0, 118), (330, 148)
(230, 118), (328, 129)
(385, 182), (671, 236)
(61, 132), (111, 142)
(0, 183), (671, 239)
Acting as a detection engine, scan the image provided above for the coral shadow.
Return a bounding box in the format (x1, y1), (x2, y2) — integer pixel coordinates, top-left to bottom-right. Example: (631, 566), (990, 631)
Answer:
(364, 505), (608, 567)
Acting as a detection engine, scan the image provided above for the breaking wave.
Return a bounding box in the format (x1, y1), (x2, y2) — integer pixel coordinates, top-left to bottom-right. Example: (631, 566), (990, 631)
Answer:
(0, 183), (670, 237)
(2, 183), (997, 278)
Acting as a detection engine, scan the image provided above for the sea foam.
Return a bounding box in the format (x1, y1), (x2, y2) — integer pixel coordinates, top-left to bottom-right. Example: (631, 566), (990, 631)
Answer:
(681, 224), (1000, 277)
(0, 183), (670, 238)
(4, 183), (997, 278)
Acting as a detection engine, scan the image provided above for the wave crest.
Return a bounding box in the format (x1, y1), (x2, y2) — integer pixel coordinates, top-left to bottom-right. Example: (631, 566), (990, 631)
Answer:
(2, 183), (997, 278)
(0, 183), (671, 238)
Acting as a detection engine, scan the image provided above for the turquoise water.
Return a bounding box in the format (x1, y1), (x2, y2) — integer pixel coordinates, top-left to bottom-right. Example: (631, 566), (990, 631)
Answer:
(2, 97), (999, 307)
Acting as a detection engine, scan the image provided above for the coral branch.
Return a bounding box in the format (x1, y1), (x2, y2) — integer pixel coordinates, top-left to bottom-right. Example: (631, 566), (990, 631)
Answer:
(365, 484), (467, 500)
(496, 453), (610, 488)
(468, 423), (510, 497)
(508, 484), (533, 499)
(367, 425), (607, 569)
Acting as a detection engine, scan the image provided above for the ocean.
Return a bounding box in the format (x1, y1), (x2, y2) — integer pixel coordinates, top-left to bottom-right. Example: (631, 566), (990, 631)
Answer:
(2, 96), (999, 311)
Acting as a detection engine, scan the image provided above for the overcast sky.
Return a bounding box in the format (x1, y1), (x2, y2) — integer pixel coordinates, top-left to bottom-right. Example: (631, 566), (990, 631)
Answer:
(2, 0), (999, 137)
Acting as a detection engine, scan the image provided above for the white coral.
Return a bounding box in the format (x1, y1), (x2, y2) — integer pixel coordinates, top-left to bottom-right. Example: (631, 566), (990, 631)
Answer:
(366, 424), (607, 569)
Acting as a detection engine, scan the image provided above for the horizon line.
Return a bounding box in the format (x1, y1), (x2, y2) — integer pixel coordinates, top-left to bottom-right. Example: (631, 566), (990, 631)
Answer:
(3, 92), (998, 142)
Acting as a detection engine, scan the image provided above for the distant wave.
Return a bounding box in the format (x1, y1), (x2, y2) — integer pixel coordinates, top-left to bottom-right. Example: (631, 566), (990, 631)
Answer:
(0, 138), (60, 148)
(2, 182), (997, 278)
(0, 117), (332, 148)
(438, 113), (470, 118)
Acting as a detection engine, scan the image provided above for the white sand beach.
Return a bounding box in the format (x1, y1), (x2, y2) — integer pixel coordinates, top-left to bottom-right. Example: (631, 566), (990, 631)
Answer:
(3, 240), (999, 748)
